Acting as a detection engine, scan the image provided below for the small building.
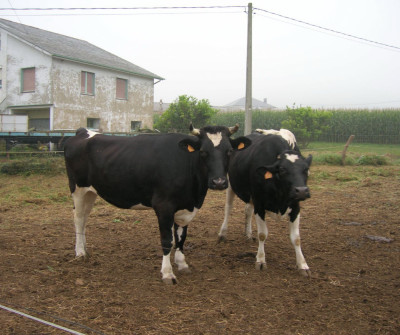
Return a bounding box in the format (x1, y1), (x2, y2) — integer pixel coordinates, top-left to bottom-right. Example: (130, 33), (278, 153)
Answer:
(0, 18), (163, 132)
(217, 97), (276, 112)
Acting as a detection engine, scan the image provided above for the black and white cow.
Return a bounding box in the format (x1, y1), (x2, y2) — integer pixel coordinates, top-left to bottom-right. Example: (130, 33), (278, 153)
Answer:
(64, 124), (251, 284)
(218, 128), (312, 277)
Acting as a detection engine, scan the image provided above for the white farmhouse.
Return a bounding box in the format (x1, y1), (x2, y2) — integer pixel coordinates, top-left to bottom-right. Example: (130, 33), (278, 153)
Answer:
(0, 18), (163, 132)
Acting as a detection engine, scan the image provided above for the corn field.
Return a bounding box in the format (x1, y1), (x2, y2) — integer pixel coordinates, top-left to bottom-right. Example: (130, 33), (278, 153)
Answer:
(211, 109), (400, 144)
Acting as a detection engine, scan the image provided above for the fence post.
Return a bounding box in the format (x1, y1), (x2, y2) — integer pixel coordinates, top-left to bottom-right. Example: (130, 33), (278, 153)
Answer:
(341, 135), (355, 166)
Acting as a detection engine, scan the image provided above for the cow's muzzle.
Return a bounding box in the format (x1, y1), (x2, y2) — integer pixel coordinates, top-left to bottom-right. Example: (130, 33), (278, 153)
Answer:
(294, 186), (310, 200)
(211, 177), (228, 190)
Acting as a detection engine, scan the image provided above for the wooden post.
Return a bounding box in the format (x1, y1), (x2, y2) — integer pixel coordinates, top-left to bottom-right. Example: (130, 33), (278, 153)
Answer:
(341, 135), (355, 165)
(244, 2), (253, 135)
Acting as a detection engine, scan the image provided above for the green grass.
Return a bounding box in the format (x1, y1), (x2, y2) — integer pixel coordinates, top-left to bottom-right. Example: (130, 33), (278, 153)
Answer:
(303, 142), (400, 165)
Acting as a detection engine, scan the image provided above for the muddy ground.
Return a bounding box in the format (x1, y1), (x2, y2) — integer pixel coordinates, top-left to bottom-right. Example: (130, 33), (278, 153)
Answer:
(0, 165), (399, 334)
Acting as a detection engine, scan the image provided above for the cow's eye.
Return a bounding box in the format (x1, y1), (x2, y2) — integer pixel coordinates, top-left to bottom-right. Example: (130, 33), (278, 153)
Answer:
(227, 148), (233, 157)
(279, 167), (287, 175)
(200, 149), (208, 158)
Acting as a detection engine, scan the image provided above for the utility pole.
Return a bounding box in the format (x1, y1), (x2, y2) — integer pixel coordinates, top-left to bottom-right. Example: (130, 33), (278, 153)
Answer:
(244, 2), (253, 135)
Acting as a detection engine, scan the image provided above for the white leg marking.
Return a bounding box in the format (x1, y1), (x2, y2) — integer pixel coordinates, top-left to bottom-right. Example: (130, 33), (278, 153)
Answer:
(161, 252), (177, 284)
(174, 249), (189, 272)
(244, 202), (254, 239)
(218, 185), (235, 241)
(255, 213), (268, 270)
(72, 186), (97, 258)
(289, 214), (310, 274)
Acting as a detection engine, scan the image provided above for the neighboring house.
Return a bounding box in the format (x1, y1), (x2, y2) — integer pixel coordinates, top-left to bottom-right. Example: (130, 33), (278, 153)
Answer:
(153, 99), (171, 114)
(217, 97), (276, 112)
(0, 18), (163, 132)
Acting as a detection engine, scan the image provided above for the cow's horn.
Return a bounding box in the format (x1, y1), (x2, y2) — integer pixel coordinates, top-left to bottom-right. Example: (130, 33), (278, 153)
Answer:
(229, 124), (239, 134)
(189, 123), (200, 135)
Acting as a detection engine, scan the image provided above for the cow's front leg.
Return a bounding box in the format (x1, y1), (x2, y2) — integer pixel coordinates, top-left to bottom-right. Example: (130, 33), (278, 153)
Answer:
(174, 223), (190, 273)
(289, 212), (311, 277)
(254, 212), (268, 270)
(71, 186), (97, 259)
(157, 213), (177, 284)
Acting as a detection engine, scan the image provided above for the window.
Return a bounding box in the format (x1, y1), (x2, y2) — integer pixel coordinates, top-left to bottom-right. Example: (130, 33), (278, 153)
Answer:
(116, 78), (128, 100)
(87, 118), (100, 130)
(21, 67), (35, 92)
(81, 71), (95, 95)
(131, 121), (142, 131)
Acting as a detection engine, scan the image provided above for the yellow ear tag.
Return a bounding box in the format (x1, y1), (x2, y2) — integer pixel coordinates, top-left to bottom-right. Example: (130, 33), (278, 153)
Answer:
(264, 171), (273, 179)
(187, 144), (195, 152)
(238, 142), (245, 150)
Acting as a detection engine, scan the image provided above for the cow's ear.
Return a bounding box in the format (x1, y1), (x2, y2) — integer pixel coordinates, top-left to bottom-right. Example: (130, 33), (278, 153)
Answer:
(256, 162), (279, 180)
(306, 154), (313, 167)
(230, 137), (251, 151)
(179, 138), (201, 153)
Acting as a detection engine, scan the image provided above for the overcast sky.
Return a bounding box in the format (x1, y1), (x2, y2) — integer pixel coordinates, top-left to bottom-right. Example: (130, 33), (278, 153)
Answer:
(2, 0), (400, 109)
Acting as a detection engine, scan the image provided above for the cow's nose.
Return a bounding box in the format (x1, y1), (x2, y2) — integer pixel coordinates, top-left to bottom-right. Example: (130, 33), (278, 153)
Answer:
(295, 186), (310, 200)
(212, 177), (227, 190)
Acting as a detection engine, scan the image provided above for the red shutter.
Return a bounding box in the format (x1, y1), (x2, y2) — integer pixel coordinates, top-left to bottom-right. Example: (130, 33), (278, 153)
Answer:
(86, 73), (93, 95)
(81, 72), (86, 93)
(23, 68), (35, 92)
(116, 78), (127, 99)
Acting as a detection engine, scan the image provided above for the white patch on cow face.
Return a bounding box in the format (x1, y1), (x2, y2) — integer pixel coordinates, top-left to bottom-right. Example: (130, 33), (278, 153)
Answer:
(206, 132), (222, 147)
(87, 129), (100, 138)
(174, 208), (198, 226)
(285, 153), (299, 163)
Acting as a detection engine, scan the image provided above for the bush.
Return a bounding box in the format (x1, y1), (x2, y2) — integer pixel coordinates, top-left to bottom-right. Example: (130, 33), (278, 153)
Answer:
(0, 157), (65, 175)
(154, 95), (217, 133)
(356, 155), (388, 166)
(281, 106), (332, 148)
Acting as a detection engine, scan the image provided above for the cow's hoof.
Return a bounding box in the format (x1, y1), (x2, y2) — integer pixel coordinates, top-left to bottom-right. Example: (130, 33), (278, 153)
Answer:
(217, 235), (227, 244)
(72, 253), (90, 262)
(162, 276), (178, 285)
(299, 269), (312, 278)
(178, 266), (191, 274)
(255, 262), (267, 271)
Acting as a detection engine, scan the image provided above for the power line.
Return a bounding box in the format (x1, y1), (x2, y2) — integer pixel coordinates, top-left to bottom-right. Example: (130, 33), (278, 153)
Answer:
(254, 7), (400, 52)
(1, 5), (399, 51)
(0, 6), (246, 11)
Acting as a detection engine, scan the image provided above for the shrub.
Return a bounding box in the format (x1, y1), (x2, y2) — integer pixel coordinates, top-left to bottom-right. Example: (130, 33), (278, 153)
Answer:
(154, 95), (217, 133)
(356, 155), (388, 166)
(281, 105), (332, 148)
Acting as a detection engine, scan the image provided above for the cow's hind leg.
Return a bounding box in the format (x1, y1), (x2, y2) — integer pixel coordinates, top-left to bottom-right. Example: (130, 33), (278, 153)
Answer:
(289, 213), (311, 277)
(254, 212), (268, 271)
(71, 186), (97, 259)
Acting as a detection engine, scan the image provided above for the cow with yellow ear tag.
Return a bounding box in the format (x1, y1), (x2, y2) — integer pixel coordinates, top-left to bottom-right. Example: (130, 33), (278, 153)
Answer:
(64, 123), (251, 285)
(218, 128), (312, 277)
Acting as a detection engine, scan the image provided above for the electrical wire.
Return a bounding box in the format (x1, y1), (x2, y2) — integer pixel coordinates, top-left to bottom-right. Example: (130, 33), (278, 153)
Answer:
(254, 7), (400, 51)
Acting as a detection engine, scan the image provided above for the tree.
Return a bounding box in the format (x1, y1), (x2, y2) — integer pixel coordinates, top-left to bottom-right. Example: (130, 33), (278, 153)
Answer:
(281, 105), (332, 148)
(154, 95), (218, 133)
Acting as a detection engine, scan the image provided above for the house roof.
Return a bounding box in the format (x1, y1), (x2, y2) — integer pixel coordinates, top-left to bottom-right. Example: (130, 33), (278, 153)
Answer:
(0, 18), (164, 80)
(224, 97), (276, 109)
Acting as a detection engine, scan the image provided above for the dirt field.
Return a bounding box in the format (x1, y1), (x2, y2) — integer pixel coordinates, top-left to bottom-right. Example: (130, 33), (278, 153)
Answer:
(0, 165), (399, 335)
